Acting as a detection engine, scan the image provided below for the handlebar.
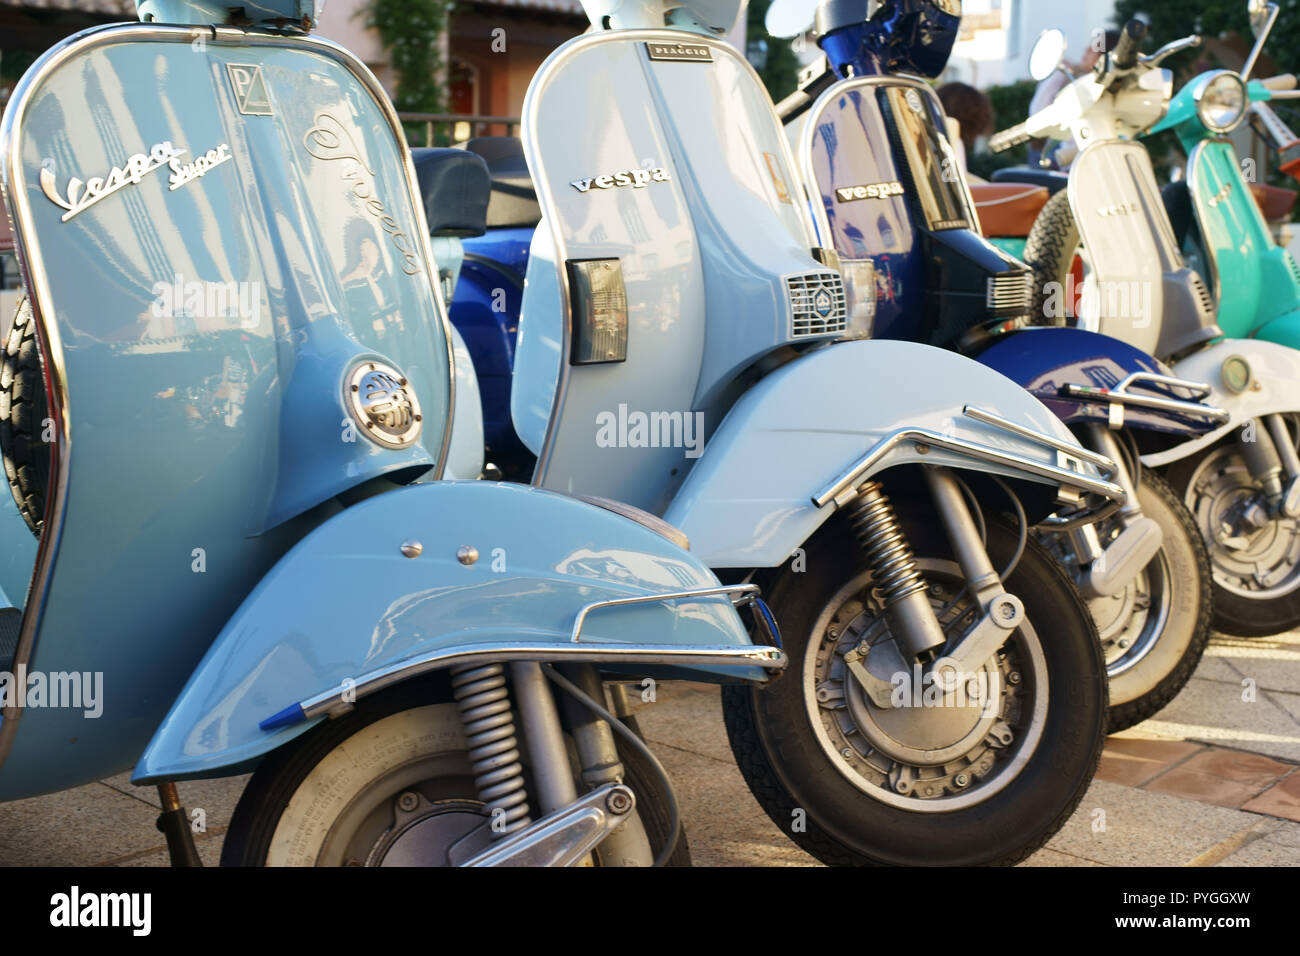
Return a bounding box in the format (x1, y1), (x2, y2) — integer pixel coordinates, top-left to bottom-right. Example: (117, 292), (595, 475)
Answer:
(1261, 74), (1298, 92)
(1111, 19), (1147, 71)
(989, 121), (1033, 154)
(1139, 35), (1202, 66)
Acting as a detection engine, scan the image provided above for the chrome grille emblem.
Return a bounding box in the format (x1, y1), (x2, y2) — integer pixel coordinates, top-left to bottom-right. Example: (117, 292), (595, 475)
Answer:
(346, 361), (422, 449)
(786, 272), (848, 336)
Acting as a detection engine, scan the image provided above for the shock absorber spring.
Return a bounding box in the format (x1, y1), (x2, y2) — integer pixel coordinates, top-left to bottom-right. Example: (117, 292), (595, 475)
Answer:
(849, 482), (928, 604)
(450, 663), (531, 837)
(848, 482), (948, 662)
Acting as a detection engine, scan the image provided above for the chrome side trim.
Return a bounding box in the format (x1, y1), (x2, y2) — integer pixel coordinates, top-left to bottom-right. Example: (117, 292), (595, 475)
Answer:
(812, 410), (1125, 509)
(522, 29), (821, 484)
(262, 638), (788, 729)
(570, 583), (760, 643)
(961, 405), (1117, 470)
(1185, 141), (1223, 308)
(1062, 370), (1229, 424)
(0, 22), (458, 771)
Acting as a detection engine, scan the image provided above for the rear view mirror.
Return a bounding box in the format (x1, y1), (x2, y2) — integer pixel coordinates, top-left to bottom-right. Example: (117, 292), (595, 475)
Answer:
(1030, 29), (1068, 82)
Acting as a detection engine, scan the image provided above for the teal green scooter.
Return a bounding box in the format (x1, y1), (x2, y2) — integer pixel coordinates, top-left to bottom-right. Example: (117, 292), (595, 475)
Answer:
(1152, 0), (1300, 347)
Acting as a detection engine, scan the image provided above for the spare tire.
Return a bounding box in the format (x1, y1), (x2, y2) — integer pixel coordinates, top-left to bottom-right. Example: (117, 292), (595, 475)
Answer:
(0, 298), (49, 536)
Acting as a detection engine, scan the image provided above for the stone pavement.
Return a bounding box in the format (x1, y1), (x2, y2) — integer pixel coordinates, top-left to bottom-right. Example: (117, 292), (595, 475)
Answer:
(1, 629), (1297, 867)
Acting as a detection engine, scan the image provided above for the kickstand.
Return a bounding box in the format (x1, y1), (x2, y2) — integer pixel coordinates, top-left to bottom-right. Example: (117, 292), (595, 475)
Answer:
(155, 782), (203, 867)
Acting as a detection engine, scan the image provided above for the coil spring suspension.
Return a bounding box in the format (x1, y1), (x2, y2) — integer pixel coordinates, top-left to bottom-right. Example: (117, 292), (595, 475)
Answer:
(848, 482), (927, 606)
(450, 663), (531, 838)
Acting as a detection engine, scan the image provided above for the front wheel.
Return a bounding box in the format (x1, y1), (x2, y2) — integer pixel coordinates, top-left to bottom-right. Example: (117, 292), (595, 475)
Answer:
(222, 679), (687, 866)
(1167, 433), (1300, 637)
(722, 500), (1107, 866)
(1023, 190), (1097, 331)
(1042, 472), (1213, 733)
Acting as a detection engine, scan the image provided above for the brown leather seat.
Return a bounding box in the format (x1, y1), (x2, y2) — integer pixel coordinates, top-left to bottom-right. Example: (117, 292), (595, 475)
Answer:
(970, 183), (1050, 237)
(1250, 182), (1298, 223)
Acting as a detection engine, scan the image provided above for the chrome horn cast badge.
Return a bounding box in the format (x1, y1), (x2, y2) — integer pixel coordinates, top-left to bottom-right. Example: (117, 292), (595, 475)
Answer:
(346, 361), (422, 449)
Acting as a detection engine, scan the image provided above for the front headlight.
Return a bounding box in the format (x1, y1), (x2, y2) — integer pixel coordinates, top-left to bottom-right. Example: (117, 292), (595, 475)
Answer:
(1196, 72), (1247, 133)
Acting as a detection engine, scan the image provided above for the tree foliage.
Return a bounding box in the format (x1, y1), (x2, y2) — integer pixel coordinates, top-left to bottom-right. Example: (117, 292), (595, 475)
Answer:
(748, 0), (803, 101)
(366, 0), (453, 115)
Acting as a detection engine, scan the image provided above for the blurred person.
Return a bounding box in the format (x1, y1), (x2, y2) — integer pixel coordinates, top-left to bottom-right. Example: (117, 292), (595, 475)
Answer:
(937, 82), (995, 179)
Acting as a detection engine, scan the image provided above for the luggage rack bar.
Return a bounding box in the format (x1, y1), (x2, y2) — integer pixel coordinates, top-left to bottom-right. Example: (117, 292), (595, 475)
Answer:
(1062, 371), (1229, 424)
(260, 585), (784, 731)
(814, 405), (1125, 510)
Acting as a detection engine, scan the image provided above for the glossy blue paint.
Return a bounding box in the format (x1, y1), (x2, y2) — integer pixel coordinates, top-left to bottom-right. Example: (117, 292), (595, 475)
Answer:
(0, 25), (457, 799)
(975, 328), (1215, 437)
(0, 494), (36, 611)
(447, 234), (531, 453)
(133, 480), (762, 783)
(818, 1), (960, 80)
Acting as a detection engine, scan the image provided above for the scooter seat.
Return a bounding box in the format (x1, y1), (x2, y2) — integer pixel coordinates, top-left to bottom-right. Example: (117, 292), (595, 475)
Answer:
(1251, 182), (1299, 223)
(411, 148), (491, 238)
(463, 137), (542, 228)
(990, 166), (1070, 195)
(970, 183), (1050, 237)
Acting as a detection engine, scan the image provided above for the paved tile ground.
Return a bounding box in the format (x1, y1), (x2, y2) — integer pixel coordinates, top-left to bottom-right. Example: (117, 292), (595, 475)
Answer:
(1, 629), (1297, 866)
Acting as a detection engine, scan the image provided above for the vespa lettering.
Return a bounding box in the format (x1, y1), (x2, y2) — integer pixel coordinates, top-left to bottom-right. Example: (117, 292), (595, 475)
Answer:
(304, 112), (422, 276)
(835, 181), (905, 203)
(40, 141), (186, 222)
(1207, 181), (1234, 208)
(1097, 202), (1138, 218)
(570, 167), (671, 193)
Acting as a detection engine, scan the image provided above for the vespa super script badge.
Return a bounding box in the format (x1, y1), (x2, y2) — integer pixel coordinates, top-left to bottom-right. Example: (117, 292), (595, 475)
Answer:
(227, 64), (273, 116)
(40, 141), (232, 222)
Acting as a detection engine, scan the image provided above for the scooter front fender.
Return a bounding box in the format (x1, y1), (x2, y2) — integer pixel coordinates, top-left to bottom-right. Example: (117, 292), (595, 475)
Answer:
(1142, 339), (1300, 467)
(976, 327), (1219, 437)
(664, 340), (1110, 569)
(133, 481), (764, 784)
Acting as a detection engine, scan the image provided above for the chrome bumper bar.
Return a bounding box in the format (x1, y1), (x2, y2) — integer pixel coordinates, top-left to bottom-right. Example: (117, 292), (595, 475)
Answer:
(1061, 371), (1229, 425)
(813, 405), (1126, 509)
(260, 585), (784, 731)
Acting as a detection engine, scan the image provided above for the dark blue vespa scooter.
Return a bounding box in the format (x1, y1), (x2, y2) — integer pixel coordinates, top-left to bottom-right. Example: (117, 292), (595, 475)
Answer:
(769, 0), (1232, 730)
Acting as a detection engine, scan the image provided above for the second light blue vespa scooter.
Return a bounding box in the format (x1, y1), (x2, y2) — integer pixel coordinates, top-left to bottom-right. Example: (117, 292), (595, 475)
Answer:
(444, 0), (1128, 866)
(0, 0), (785, 867)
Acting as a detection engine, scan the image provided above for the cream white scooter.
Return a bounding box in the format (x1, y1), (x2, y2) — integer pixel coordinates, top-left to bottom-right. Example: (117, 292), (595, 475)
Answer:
(992, 20), (1300, 636)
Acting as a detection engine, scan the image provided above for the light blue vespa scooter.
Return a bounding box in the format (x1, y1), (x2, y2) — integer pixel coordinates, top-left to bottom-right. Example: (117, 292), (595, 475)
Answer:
(0, 0), (786, 867)
(446, 0), (1129, 866)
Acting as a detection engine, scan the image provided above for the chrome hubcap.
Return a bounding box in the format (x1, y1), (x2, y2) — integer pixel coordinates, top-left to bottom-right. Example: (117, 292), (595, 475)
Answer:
(804, 559), (1048, 812)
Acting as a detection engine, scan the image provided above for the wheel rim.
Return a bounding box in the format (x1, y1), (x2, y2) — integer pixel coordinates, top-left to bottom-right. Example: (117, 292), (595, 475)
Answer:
(802, 558), (1049, 813)
(316, 754), (493, 866)
(1041, 526), (1172, 679)
(1185, 445), (1300, 600)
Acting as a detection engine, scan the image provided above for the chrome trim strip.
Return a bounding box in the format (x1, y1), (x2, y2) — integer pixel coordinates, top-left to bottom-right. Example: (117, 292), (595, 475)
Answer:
(812, 421), (1125, 509)
(286, 639), (787, 723)
(1062, 384), (1230, 421)
(570, 583), (760, 643)
(0, 22), (458, 771)
(961, 405), (1117, 470)
(1185, 141), (1223, 308)
(523, 29), (821, 484)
